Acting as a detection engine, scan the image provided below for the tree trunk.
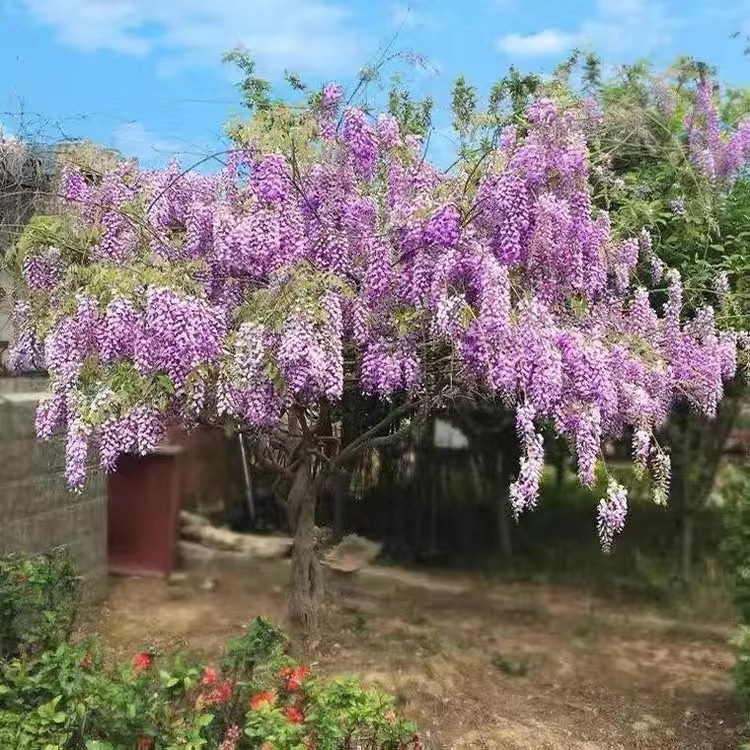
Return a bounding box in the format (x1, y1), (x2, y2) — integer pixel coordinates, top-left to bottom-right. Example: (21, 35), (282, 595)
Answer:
(667, 380), (745, 581)
(496, 457), (514, 563)
(428, 461), (439, 557)
(332, 470), (348, 542)
(554, 445), (566, 493)
(287, 457), (321, 636)
(680, 508), (694, 583)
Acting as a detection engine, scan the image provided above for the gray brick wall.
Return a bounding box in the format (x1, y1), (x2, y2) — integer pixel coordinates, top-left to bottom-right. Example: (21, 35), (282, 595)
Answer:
(0, 381), (108, 595)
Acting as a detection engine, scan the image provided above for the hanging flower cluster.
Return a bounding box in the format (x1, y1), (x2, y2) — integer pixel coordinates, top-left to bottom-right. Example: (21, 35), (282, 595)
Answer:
(684, 78), (750, 183)
(10, 83), (744, 550)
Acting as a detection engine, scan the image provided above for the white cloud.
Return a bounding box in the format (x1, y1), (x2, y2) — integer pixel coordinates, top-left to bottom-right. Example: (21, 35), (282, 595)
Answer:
(19, 0), (365, 76)
(497, 29), (578, 56)
(112, 121), (182, 165)
(496, 0), (675, 58)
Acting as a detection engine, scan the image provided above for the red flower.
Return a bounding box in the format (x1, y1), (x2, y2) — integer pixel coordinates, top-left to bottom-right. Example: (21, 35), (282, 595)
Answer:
(202, 666), (218, 685)
(14, 573), (25, 585)
(282, 706), (305, 724)
(80, 653), (92, 670)
(132, 652), (152, 673)
(249, 690), (276, 710)
(204, 680), (233, 705)
(412, 733), (423, 750)
(281, 665), (311, 693)
(136, 738), (153, 750)
(260, 743), (274, 750)
(385, 710), (396, 725)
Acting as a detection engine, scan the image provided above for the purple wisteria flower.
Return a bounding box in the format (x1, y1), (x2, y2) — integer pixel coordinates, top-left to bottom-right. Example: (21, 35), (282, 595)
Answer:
(10, 83), (743, 546)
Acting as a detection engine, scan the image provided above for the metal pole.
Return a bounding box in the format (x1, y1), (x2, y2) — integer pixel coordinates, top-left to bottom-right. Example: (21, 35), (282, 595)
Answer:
(238, 433), (256, 524)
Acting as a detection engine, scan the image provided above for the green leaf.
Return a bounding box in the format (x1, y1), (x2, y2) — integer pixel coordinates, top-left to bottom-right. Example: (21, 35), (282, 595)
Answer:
(197, 713), (214, 727)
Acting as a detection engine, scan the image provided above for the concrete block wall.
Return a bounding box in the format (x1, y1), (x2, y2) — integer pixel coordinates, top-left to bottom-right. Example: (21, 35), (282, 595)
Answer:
(0, 380), (108, 591)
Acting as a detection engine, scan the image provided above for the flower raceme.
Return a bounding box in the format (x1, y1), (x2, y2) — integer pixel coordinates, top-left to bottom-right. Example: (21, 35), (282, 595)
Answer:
(280, 665), (311, 693)
(201, 665), (218, 685)
(684, 77), (750, 184)
(132, 652), (152, 673)
(281, 706), (305, 724)
(11, 86), (745, 552)
(249, 691), (277, 711)
(203, 680), (233, 706)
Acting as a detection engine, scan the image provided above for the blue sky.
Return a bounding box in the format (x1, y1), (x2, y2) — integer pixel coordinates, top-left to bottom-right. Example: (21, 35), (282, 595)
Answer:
(1, 0), (749, 168)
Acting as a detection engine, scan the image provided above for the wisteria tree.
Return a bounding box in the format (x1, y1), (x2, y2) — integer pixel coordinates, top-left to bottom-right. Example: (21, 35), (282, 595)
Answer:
(8, 77), (743, 633)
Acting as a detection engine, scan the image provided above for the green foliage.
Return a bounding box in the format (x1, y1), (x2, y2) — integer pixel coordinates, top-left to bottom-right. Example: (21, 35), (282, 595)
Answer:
(220, 616), (287, 676)
(719, 465), (750, 731)
(486, 66), (541, 125)
(0, 548), (80, 661)
(722, 466), (750, 624)
(237, 263), (350, 331)
(387, 83), (433, 140)
(14, 215), (68, 261)
(9, 213), (93, 273)
(74, 359), (176, 427)
(223, 47), (273, 112)
(450, 75), (477, 140)
(0, 637), (208, 749)
(284, 71), (307, 93)
(735, 626), (750, 723)
(0, 553), (419, 749)
(585, 59), (750, 324)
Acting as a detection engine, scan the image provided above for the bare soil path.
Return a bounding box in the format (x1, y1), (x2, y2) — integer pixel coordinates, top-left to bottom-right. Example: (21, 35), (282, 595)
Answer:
(84, 557), (745, 749)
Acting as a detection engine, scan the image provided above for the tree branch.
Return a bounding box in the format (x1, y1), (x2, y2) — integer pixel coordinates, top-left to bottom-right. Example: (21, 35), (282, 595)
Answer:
(367, 420), (420, 450)
(252, 451), (291, 478)
(329, 399), (421, 470)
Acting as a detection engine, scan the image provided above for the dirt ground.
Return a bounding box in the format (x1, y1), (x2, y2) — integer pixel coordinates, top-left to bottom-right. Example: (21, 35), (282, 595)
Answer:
(84, 554), (745, 750)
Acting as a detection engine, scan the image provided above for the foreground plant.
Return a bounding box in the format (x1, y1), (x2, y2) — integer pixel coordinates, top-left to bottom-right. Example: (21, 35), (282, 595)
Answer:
(0, 555), (417, 750)
(9, 72), (744, 631)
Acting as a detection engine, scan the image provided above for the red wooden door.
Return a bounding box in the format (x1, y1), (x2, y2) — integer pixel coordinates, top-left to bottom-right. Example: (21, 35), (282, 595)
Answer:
(107, 446), (184, 577)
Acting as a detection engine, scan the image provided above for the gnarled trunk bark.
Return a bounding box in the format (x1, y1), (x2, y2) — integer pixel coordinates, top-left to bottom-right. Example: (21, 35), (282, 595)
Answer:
(286, 456), (321, 636)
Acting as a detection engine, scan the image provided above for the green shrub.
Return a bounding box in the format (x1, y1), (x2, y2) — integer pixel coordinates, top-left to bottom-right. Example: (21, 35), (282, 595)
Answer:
(0, 550), (420, 750)
(721, 465), (750, 623)
(0, 547), (81, 660)
(734, 627), (750, 712)
(721, 464), (750, 742)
